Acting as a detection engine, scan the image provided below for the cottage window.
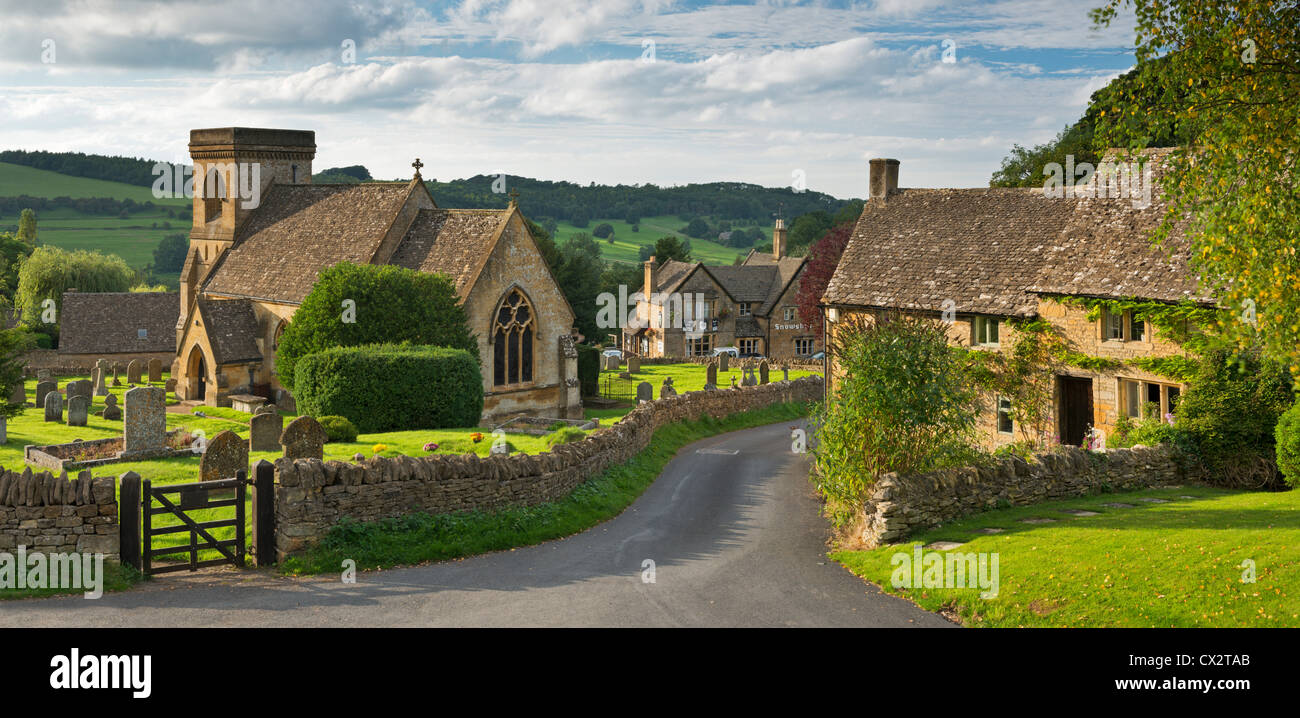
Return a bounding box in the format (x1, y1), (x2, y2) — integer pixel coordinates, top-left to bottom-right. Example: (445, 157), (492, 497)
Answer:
(1120, 378), (1182, 420)
(973, 316), (1000, 346)
(1104, 310), (1125, 340)
(784, 307), (797, 321)
(739, 338), (759, 354)
(794, 337), (814, 356)
(688, 334), (714, 357)
(492, 289), (534, 387)
(997, 397), (1014, 434)
(738, 303), (752, 317)
(1130, 313), (1146, 341)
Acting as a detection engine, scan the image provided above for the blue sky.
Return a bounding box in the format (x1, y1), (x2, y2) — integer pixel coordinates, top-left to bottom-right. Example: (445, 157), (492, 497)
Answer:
(0, 0), (1138, 198)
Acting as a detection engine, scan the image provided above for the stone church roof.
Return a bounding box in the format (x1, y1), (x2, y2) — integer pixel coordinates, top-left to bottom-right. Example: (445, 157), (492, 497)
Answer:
(204, 182), (415, 304)
(58, 292), (179, 354)
(197, 298), (262, 364)
(388, 208), (510, 295)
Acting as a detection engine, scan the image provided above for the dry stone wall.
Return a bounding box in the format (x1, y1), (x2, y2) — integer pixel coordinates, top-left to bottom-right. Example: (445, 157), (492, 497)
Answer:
(0, 469), (119, 557)
(857, 444), (1204, 548)
(273, 376), (823, 559)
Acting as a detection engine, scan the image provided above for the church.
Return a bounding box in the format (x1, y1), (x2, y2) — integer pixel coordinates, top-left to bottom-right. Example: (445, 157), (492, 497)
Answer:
(173, 127), (581, 422)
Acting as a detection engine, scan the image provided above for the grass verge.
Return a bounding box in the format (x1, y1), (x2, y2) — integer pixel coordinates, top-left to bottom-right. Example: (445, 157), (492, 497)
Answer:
(0, 561), (144, 601)
(281, 400), (812, 574)
(832, 485), (1300, 627)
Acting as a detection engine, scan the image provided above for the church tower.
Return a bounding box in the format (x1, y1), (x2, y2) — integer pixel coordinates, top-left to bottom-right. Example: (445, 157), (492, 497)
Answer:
(178, 127), (315, 345)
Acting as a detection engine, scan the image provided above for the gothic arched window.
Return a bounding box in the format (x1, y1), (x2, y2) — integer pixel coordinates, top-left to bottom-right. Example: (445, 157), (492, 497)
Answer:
(493, 289), (534, 386)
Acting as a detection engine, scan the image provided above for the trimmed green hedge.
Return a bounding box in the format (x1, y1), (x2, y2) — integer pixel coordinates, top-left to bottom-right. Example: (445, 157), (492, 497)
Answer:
(576, 343), (600, 396)
(319, 415), (359, 443)
(294, 344), (483, 432)
(1277, 400), (1300, 489)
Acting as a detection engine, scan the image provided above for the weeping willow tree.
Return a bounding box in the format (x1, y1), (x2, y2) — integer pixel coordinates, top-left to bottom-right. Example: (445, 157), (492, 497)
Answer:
(14, 246), (134, 331)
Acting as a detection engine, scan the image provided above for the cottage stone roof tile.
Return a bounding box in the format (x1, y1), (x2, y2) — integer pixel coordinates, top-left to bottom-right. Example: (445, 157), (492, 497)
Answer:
(388, 208), (510, 295)
(198, 298), (261, 364)
(58, 292), (179, 354)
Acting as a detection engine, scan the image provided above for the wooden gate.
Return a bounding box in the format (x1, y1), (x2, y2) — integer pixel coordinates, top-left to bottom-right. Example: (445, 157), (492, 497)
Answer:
(141, 473), (246, 575)
(118, 461), (278, 574)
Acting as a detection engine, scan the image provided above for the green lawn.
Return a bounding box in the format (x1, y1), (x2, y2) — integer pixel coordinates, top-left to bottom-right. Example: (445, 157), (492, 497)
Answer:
(833, 485), (1300, 627)
(552, 214), (759, 265)
(588, 362), (820, 421)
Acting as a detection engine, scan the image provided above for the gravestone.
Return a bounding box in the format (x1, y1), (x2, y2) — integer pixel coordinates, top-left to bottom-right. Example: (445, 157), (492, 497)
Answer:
(9, 382), (24, 406)
(93, 361), (109, 396)
(249, 411), (283, 452)
(782, 367), (790, 382)
(67, 395), (88, 427)
(200, 429), (249, 483)
(718, 353), (729, 372)
(758, 360), (769, 385)
(742, 366), (757, 387)
(123, 386), (166, 455)
(112, 364), (121, 386)
(627, 355), (641, 373)
(280, 416), (326, 460)
(636, 381), (653, 403)
(67, 379), (92, 401)
(148, 358), (163, 383)
(102, 394), (121, 421)
(126, 360), (142, 385)
(44, 391), (62, 422)
(730, 376), (739, 389)
(36, 369), (51, 382)
(0, 417), (5, 444)
(35, 381), (56, 410)
(659, 377), (677, 399)
(164, 378), (177, 393)
(706, 361), (718, 387)
(254, 403), (277, 415)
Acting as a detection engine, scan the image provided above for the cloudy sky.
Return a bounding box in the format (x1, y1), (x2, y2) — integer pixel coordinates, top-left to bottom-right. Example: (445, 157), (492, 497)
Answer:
(0, 0), (1137, 198)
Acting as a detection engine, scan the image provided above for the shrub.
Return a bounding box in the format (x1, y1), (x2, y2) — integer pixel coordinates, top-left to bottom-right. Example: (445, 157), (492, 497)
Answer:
(318, 415), (359, 443)
(812, 313), (981, 526)
(1174, 347), (1294, 488)
(576, 343), (600, 396)
(294, 344), (483, 433)
(545, 426), (587, 446)
(1276, 399), (1300, 489)
(276, 262), (476, 393)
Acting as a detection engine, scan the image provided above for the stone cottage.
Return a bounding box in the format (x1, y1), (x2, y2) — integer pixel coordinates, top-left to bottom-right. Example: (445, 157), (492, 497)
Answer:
(56, 291), (179, 370)
(821, 150), (1212, 448)
(622, 219), (821, 361)
(173, 127), (580, 421)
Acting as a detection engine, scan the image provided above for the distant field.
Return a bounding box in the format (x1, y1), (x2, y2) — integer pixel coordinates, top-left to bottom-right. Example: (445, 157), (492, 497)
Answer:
(0, 162), (186, 205)
(551, 214), (764, 265)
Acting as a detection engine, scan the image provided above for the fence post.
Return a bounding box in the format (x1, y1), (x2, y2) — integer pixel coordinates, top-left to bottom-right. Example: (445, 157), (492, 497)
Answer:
(119, 471), (141, 570)
(253, 459), (276, 567)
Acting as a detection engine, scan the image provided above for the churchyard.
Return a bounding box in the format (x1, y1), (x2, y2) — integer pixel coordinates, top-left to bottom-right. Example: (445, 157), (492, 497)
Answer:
(589, 359), (821, 421)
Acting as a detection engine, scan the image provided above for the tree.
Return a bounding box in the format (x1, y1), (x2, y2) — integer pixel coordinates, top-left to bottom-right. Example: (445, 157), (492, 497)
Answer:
(570, 208), (590, 228)
(788, 210), (833, 254)
(14, 246), (133, 330)
(1091, 0), (1300, 376)
(0, 327), (34, 420)
(524, 218), (561, 274)
(275, 262), (476, 393)
(16, 209), (37, 245)
(592, 223), (614, 239)
(0, 232), (34, 303)
(555, 233), (605, 341)
(812, 313), (980, 526)
(683, 218), (710, 239)
(795, 222), (852, 342)
(152, 234), (189, 273)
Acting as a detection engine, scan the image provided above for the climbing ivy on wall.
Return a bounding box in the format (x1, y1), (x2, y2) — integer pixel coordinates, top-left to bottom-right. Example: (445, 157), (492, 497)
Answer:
(1055, 295), (1225, 354)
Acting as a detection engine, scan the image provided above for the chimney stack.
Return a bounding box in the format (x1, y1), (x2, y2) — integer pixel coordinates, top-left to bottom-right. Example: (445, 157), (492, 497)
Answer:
(772, 218), (786, 260)
(643, 255), (657, 326)
(869, 158), (900, 200)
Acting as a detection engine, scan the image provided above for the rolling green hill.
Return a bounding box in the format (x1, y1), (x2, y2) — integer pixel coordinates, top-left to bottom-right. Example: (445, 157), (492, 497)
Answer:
(0, 162), (185, 204)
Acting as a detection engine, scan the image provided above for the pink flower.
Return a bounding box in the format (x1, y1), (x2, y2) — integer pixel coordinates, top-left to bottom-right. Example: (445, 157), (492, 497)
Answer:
(423, 442), (439, 452)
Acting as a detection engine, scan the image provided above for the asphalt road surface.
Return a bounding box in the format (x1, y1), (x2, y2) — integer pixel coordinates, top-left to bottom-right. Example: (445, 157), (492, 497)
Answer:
(0, 420), (951, 627)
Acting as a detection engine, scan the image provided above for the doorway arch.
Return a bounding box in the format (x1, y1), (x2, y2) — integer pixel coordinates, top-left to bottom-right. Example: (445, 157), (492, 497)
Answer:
(186, 344), (210, 402)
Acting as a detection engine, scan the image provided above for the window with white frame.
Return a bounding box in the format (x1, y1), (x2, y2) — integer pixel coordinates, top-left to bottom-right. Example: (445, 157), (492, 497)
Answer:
(738, 302), (752, 317)
(1120, 378), (1182, 420)
(997, 397), (1014, 434)
(972, 316), (1000, 346)
(784, 306), (797, 321)
(1103, 309), (1146, 342)
(795, 337), (814, 356)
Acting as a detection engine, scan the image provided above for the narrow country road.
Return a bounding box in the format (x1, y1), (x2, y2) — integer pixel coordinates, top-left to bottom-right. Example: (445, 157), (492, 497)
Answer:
(0, 420), (951, 627)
